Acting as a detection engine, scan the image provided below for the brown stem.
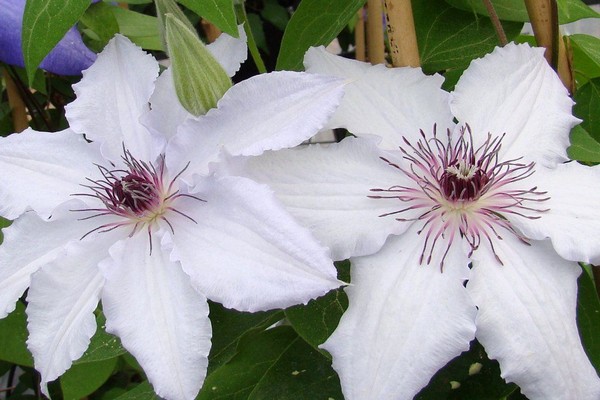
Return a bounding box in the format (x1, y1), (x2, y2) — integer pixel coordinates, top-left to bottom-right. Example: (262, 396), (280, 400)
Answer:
(524, 0), (555, 65)
(2, 67), (29, 132)
(384, 0), (420, 67)
(483, 0), (507, 46)
(367, 0), (385, 64)
(355, 8), (366, 61)
(201, 19), (222, 43)
(524, 0), (573, 92)
(557, 34), (575, 94)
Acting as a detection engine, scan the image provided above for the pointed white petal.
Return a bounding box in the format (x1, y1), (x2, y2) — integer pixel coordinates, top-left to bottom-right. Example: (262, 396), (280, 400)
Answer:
(509, 162), (600, 265)
(0, 128), (103, 219)
(143, 68), (191, 141)
(468, 236), (600, 400)
(169, 175), (341, 312)
(304, 47), (453, 150)
(101, 233), (211, 400)
(236, 137), (414, 260)
(66, 35), (161, 162)
(0, 200), (111, 318)
(322, 229), (476, 400)
(207, 25), (247, 77)
(26, 238), (112, 389)
(451, 43), (578, 167)
(167, 71), (344, 179)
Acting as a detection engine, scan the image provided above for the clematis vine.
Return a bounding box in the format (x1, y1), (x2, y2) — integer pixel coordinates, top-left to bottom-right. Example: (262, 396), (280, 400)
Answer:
(235, 44), (600, 399)
(0, 0), (96, 75)
(0, 34), (344, 399)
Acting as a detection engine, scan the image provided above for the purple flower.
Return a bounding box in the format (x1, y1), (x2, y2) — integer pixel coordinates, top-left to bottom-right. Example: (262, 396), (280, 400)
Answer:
(0, 0), (96, 75)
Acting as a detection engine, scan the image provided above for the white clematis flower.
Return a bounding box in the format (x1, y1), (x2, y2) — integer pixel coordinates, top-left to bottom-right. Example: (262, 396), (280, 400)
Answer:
(0, 34), (344, 399)
(234, 43), (600, 399)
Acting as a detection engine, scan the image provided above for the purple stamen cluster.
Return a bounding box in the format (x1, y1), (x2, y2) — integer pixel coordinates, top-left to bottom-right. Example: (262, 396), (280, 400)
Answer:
(71, 148), (204, 245)
(369, 125), (549, 269)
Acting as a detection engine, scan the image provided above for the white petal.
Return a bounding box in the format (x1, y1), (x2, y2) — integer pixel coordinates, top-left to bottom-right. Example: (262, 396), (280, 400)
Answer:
(304, 46), (453, 150)
(468, 236), (600, 400)
(207, 25), (247, 77)
(66, 35), (161, 162)
(142, 68), (191, 141)
(322, 229), (476, 400)
(167, 71), (344, 180)
(169, 175), (341, 312)
(101, 233), (211, 400)
(0, 201), (109, 318)
(509, 162), (600, 265)
(451, 43), (578, 167)
(0, 128), (103, 219)
(235, 137), (414, 260)
(26, 239), (111, 391)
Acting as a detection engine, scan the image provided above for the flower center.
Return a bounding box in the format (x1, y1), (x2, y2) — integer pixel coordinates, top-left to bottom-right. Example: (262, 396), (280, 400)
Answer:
(112, 174), (160, 215)
(72, 148), (203, 245)
(440, 160), (488, 201)
(370, 125), (549, 269)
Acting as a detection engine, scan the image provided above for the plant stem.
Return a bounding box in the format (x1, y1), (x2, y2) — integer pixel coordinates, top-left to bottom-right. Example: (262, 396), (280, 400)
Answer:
(355, 8), (366, 61)
(524, 0), (557, 66)
(367, 0), (385, 64)
(524, 0), (573, 92)
(2, 67), (29, 132)
(201, 19), (222, 43)
(482, 0), (507, 46)
(384, 0), (420, 67)
(235, 2), (267, 73)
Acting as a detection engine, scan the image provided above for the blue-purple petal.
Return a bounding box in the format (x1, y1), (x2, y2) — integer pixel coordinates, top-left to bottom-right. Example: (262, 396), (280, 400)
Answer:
(0, 0), (96, 75)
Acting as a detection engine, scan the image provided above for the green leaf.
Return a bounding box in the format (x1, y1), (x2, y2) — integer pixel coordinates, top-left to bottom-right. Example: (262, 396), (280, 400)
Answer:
(0, 360), (11, 377)
(166, 14), (232, 116)
(261, 0), (290, 31)
(75, 313), (127, 364)
(576, 266), (600, 373)
(445, 0), (529, 21)
(60, 357), (118, 400)
(0, 216), (11, 244)
(445, 0), (599, 23)
(556, 0), (600, 23)
(11, 66), (47, 95)
(199, 326), (342, 399)
(114, 0), (153, 3)
(567, 125), (600, 162)
(177, 0), (238, 37)
(415, 0), (523, 73)
(0, 302), (33, 366)
(570, 34), (600, 83)
(113, 382), (157, 400)
(208, 301), (283, 373)
(416, 340), (517, 399)
(80, 2), (120, 52)
(21, 0), (91, 83)
(111, 7), (163, 50)
(285, 260), (350, 351)
(276, 0), (366, 71)
(574, 78), (600, 142)
(247, 13), (269, 54)
(441, 68), (466, 92)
